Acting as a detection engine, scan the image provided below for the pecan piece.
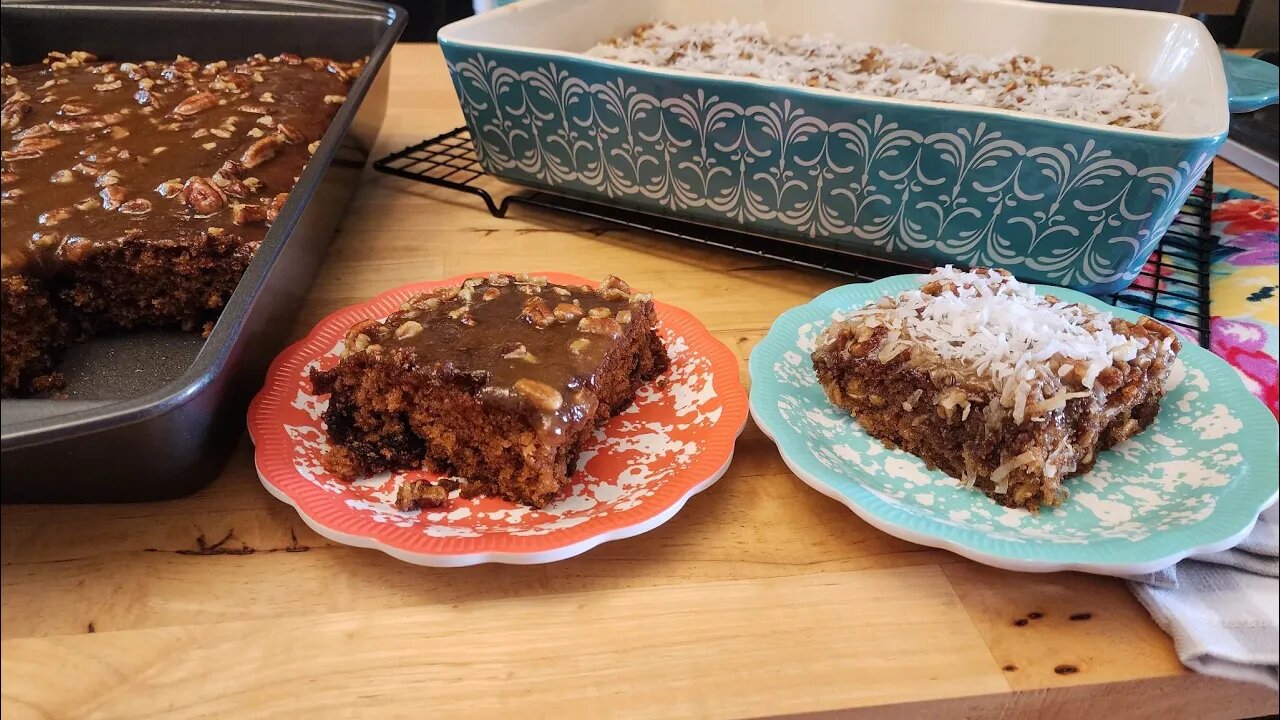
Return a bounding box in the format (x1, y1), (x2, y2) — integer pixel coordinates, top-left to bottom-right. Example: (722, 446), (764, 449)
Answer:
(394, 320), (424, 340)
(99, 185), (127, 211)
(452, 309), (477, 327)
(39, 207), (73, 226)
(155, 178), (183, 198)
(577, 316), (623, 340)
(2, 147), (43, 161)
(520, 296), (556, 329)
(1, 101), (31, 131)
(181, 176), (225, 214)
(16, 137), (61, 152)
(513, 378), (563, 413)
(553, 303), (584, 323)
(230, 203), (269, 225)
(393, 481), (448, 512)
(502, 343), (533, 361)
(118, 198), (152, 215)
(212, 160), (249, 197)
(13, 124), (53, 140)
(264, 193), (288, 222)
(275, 122), (305, 144)
(119, 62), (147, 80)
(171, 91), (218, 116)
(210, 72), (250, 93)
(410, 294), (442, 311)
(216, 159), (246, 180)
(49, 117), (105, 132)
(598, 274), (632, 301)
(240, 134), (284, 169)
(219, 179), (248, 198)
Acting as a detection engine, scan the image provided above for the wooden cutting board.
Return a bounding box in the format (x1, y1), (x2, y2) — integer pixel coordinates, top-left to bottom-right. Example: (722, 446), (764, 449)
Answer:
(2, 43), (1276, 720)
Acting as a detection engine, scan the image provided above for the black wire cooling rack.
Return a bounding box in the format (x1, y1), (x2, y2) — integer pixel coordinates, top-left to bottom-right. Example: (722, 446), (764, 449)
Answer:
(374, 126), (1217, 346)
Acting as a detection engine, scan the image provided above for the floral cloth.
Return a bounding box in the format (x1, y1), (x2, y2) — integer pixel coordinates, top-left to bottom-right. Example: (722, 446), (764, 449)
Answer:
(1113, 189), (1278, 418)
(1210, 192), (1279, 418)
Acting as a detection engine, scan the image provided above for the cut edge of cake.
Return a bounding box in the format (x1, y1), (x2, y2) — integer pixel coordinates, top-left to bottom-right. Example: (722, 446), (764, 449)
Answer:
(811, 266), (1180, 511)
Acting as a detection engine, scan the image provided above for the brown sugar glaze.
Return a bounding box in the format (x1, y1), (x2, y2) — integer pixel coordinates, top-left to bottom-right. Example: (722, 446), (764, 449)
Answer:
(1, 51), (357, 277)
(340, 274), (655, 441)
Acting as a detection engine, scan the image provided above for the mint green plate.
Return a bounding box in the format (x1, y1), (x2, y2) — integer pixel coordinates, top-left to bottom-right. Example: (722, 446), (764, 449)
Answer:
(749, 275), (1279, 576)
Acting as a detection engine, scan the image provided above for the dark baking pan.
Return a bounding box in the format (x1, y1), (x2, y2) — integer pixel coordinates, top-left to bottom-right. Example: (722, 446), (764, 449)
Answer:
(0, 0), (406, 502)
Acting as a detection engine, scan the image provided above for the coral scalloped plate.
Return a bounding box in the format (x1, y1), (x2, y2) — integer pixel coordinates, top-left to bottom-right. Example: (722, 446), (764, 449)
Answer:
(749, 275), (1279, 576)
(249, 272), (747, 566)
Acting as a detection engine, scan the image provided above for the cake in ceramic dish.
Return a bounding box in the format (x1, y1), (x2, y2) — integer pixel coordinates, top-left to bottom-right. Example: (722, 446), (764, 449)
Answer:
(588, 21), (1164, 129)
(810, 266), (1181, 511)
(310, 273), (668, 507)
(440, 0), (1257, 295)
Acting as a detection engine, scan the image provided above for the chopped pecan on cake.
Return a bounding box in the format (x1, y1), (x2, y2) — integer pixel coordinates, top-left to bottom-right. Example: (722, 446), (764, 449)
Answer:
(310, 274), (669, 508)
(1, 50), (360, 396)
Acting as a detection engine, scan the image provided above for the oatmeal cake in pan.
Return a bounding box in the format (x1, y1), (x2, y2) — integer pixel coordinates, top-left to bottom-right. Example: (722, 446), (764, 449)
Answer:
(1, 50), (358, 396)
(811, 267), (1181, 511)
(310, 274), (669, 508)
(589, 21), (1164, 130)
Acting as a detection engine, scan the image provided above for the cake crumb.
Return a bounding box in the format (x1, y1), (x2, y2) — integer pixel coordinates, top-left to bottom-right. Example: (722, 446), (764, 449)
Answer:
(394, 481), (449, 511)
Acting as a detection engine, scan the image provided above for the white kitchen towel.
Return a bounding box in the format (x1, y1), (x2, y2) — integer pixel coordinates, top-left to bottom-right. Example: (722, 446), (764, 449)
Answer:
(1127, 501), (1280, 690)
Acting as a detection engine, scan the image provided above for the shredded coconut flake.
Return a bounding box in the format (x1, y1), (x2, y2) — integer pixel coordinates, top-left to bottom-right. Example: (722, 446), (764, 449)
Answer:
(588, 21), (1164, 130)
(838, 266), (1148, 423)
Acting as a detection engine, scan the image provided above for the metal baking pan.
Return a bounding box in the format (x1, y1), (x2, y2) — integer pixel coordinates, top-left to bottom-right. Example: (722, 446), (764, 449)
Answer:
(0, 0), (406, 503)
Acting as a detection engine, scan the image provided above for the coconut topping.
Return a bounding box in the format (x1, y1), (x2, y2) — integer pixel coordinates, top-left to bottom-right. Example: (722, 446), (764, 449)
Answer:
(588, 21), (1164, 130)
(830, 267), (1151, 423)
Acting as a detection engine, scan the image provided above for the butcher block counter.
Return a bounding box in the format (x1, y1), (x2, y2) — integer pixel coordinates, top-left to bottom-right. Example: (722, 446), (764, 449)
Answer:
(2, 44), (1277, 720)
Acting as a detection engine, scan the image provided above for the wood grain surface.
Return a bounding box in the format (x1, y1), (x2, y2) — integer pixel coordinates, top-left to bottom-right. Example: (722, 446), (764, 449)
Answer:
(2, 43), (1276, 720)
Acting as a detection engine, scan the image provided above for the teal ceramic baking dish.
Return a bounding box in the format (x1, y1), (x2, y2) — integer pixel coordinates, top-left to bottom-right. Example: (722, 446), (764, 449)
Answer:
(439, 0), (1279, 294)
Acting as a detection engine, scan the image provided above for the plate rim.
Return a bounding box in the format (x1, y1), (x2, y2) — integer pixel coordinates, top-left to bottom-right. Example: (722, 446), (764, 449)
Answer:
(248, 270), (749, 566)
(748, 273), (1280, 576)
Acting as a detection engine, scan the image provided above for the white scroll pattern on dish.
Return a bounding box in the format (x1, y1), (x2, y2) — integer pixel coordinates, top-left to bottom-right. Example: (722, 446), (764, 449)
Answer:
(448, 55), (1213, 288)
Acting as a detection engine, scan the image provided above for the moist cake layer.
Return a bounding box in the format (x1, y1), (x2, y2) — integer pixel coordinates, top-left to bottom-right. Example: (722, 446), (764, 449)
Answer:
(310, 274), (669, 507)
(1, 50), (358, 396)
(811, 266), (1180, 510)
